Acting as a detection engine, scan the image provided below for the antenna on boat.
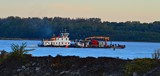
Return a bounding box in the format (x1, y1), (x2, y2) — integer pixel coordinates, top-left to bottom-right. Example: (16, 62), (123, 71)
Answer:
(62, 27), (64, 33)
(64, 29), (67, 33)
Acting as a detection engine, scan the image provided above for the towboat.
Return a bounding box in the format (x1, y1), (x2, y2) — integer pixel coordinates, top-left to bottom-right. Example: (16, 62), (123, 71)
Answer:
(38, 30), (71, 47)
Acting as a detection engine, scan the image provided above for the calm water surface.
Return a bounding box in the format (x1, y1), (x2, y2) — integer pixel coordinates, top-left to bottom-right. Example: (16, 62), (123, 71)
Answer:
(0, 40), (160, 59)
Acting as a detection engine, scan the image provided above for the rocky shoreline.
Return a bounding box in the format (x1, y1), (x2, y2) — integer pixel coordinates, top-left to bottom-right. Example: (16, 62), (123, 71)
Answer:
(0, 55), (160, 76)
(0, 55), (128, 76)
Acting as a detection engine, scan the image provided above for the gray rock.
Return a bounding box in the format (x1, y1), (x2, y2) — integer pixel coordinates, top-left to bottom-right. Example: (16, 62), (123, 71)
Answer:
(25, 63), (31, 67)
(44, 72), (51, 76)
(22, 66), (26, 69)
(32, 62), (36, 66)
(13, 75), (18, 76)
(109, 74), (120, 76)
(25, 67), (30, 71)
(18, 73), (25, 76)
(35, 67), (40, 71)
(13, 69), (17, 73)
(17, 69), (22, 72)
(25, 71), (30, 75)
(133, 72), (138, 76)
(60, 71), (70, 75)
(70, 71), (80, 75)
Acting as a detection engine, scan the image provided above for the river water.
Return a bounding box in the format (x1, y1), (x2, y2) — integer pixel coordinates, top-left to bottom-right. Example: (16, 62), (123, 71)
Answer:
(0, 40), (159, 59)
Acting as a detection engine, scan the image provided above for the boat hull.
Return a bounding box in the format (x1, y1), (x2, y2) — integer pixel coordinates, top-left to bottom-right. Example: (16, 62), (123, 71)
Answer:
(38, 44), (67, 47)
(38, 44), (125, 49)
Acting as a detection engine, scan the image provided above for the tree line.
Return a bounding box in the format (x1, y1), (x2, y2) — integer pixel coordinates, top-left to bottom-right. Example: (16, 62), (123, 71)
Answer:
(0, 16), (160, 42)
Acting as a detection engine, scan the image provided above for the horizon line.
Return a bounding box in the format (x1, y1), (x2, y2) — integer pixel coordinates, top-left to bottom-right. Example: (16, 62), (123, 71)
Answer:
(1, 16), (159, 23)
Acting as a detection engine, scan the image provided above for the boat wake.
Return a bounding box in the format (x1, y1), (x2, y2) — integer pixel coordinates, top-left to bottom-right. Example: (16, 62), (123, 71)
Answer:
(27, 45), (38, 48)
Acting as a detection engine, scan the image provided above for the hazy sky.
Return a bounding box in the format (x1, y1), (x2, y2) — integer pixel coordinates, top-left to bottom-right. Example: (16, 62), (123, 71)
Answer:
(0, 0), (160, 22)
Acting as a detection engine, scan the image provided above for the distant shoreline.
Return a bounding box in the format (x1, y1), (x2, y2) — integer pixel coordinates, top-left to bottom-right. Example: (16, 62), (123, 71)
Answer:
(0, 38), (160, 43)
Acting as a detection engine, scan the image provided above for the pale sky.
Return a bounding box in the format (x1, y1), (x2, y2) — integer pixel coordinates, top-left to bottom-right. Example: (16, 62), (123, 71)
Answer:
(0, 0), (160, 22)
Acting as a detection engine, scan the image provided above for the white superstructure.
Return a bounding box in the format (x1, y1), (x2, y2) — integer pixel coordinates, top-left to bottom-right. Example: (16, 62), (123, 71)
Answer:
(41, 31), (71, 47)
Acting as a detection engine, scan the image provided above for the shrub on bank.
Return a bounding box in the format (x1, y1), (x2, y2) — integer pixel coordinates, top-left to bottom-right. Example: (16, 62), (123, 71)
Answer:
(152, 49), (160, 60)
(0, 50), (9, 63)
(0, 42), (33, 63)
(0, 58), (4, 63)
(9, 42), (34, 59)
(125, 58), (159, 76)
